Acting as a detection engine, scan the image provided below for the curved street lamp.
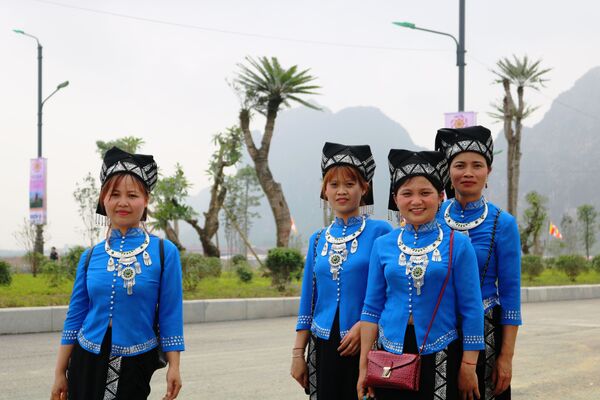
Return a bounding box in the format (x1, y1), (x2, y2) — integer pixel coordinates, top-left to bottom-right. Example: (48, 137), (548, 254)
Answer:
(392, 0), (466, 111)
(14, 28), (69, 258)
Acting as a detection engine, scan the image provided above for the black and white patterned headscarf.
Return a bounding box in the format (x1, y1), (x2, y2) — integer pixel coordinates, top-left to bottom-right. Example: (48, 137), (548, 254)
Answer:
(96, 147), (157, 216)
(387, 150), (449, 212)
(435, 125), (494, 166)
(321, 142), (376, 210)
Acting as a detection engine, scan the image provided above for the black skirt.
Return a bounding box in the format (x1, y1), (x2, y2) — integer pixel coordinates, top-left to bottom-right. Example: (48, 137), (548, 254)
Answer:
(67, 327), (158, 400)
(478, 305), (510, 400)
(374, 325), (462, 400)
(313, 308), (360, 400)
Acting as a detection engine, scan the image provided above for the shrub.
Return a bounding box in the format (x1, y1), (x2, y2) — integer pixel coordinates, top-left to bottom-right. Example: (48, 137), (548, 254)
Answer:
(62, 246), (86, 279)
(180, 253), (222, 291)
(0, 260), (12, 286)
(235, 262), (254, 283)
(231, 254), (247, 266)
(544, 257), (557, 269)
(556, 254), (588, 282)
(591, 255), (600, 273)
(41, 260), (69, 287)
(521, 255), (545, 281)
(265, 247), (304, 291)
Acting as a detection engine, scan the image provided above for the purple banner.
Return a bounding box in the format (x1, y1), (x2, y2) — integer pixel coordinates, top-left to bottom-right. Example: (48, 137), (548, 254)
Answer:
(444, 111), (477, 129)
(29, 158), (47, 225)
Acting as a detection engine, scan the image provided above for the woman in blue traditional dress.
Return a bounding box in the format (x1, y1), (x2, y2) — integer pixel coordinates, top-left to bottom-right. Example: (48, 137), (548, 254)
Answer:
(435, 126), (522, 400)
(291, 142), (392, 399)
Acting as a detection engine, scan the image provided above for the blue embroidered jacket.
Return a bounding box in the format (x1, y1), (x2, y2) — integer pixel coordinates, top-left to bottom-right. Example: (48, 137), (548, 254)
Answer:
(361, 221), (484, 355)
(61, 228), (185, 356)
(439, 198), (522, 325)
(296, 216), (392, 340)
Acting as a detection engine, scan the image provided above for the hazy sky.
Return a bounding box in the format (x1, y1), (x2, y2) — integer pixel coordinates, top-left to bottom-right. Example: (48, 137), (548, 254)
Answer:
(2, 0), (599, 250)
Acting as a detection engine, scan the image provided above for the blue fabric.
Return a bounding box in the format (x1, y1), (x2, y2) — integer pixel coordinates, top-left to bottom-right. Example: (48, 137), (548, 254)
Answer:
(61, 228), (185, 356)
(296, 216), (392, 339)
(439, 198), (522, 325)
(361, 223), (484, 355)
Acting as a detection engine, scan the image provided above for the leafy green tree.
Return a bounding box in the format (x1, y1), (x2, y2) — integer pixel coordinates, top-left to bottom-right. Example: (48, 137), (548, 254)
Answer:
(73, 173), (101, 247)
(265, 247), (304, 291)
(519, 191), (548, 255)
(521, 255), (545, 281)
(577, 204), (598, 259)
(149, 164), (194, 251)
(96, 137), (145, 157)
(234, 56), (320, 247)
(185, 127), (243, 257)
(222, 166), (263, 255)
(556, 254), (588, 282)
(490, 56), (551, 216)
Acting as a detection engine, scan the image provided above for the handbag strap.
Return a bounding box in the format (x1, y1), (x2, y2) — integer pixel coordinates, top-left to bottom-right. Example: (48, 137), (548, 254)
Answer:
(418, 230), (454, 355)
(309, 229), (325, 317)
(480, 208), (501, 287)
(155, 238), (165, 328)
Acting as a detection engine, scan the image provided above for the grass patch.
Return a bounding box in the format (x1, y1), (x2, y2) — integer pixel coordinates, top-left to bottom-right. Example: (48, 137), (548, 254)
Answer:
(2, 268), (599, 308)
(522, 267), (600, 286)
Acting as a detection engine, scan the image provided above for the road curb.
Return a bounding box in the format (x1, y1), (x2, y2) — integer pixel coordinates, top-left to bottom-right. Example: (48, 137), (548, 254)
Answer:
(2, 284), (600, 335)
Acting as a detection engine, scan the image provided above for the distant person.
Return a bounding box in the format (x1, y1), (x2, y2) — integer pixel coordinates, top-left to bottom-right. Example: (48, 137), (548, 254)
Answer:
(358, 150), (484, 400)
(291, 143), (392, 398)
(49, 247), (59, 262)
(50, 147), (184, 400)
(436, 126), (522, 400)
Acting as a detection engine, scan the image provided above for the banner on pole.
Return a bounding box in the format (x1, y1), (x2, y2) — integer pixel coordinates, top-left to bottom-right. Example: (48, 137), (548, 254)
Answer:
(29, 158), (47, 225)
(444, 111), (477, 129)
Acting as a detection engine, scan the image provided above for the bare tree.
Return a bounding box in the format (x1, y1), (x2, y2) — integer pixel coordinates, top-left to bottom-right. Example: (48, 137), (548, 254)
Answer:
(490, 55), (551, 216)
(13, 218), (43, 276)
(73, 172), (101, 247)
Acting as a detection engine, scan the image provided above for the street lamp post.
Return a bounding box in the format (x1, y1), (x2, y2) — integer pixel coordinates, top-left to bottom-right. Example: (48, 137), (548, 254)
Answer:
(393, 0), (466, 111)
(14, 29), (69, 258)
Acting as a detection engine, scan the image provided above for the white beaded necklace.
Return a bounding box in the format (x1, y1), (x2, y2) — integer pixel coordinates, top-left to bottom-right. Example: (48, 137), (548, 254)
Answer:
(105, 229), (152, 295)
(397, 224), (443, 295)
(444, 198), (488, 236)
(321, 215), (366, 280)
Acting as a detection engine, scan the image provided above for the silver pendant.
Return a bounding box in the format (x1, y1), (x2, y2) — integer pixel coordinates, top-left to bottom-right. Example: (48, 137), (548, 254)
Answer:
(107, 257), (115, 272)
(411, 265), (426, 295)
(121, 266), (136, 296)
(331, 268), (339, 280)
(143, 250), (152, 266)
(321, 242), (328, 256)
(350, 238), (358, 254)
(432, 248), (442, 262)
(399, 252), (407, 266)
(134, 261), (141, 274)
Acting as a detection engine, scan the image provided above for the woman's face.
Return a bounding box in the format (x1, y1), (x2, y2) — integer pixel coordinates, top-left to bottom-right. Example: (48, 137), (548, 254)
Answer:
(449, 152), (491, 199)
(324, 171), (365, 220)
(103, 175), (148, 232)
(394, 176), (443, 227)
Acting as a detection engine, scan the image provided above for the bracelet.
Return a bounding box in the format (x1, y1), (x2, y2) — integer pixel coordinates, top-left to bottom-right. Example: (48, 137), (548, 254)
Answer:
(462, 360), (477, 366)
(293, 347), (305, 351)
(291, 355), (304, 358)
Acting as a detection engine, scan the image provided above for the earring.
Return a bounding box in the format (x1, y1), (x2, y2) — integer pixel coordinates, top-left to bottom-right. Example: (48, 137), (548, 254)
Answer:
(485, 182), (488, 189)
(450, 183), (454, 190)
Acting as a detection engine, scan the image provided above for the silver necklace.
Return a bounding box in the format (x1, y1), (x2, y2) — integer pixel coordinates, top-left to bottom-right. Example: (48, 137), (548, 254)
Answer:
(321, 215), (366, 280)
(105, 230), (152, 295)
(444, 199), (488, 236)
(397, 224), (443, 295)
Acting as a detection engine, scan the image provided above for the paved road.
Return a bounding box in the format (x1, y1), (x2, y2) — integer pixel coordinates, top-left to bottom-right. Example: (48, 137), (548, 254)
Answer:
(1, 299), (599, 399)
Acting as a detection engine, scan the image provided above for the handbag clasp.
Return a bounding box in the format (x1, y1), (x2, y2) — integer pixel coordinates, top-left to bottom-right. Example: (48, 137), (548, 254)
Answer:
(382, 366), (392, 378)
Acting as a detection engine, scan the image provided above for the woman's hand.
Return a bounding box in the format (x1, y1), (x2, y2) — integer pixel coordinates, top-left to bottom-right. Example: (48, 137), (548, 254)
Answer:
(50, 372), (68, 400)
(492, 352), (513, 395)
(338, 322), (361, 356)
(163, 364), (182, 400)
(356, 366), (375, 399)
(290, 356), (308, 389)
(458, 363), (480, 400)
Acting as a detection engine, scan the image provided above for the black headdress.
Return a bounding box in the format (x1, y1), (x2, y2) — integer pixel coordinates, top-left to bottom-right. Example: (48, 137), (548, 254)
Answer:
(321, 142), (376, 212)
(96, 147), (158, 217)
(435, 125), (494, 166)
(435, 125), (493, 198)
(387, 150), (449, 212)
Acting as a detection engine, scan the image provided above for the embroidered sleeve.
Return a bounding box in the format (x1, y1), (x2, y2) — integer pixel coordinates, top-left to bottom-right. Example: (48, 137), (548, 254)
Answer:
(361, 239), (386, 324)
(61, 249), (92, 345)
(453, 235), (485, 351)
(158, 240), (185, 352)
(296, 231), (319, 331)
(497, 215), (523, 325)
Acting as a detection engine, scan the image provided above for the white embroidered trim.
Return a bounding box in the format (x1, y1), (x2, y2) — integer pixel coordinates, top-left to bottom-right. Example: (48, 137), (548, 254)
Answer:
(62, 329), (79, 342)
(483, 296), (499, 311)
(503, 309), (521, 321)
(161, 335), (185, 348)
(297, 315), (313, 326)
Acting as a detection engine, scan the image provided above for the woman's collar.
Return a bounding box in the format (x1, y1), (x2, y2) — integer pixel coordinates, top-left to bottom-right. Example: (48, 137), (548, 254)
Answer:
(404, 220), (438, 233)
(109, 227), (145, 238)
(333, 214), (367, 227)
(452, 196), (486, 211)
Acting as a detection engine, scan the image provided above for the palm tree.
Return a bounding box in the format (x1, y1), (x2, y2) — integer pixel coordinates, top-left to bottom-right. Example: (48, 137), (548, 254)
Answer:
(490, 55), (551, 216)
(234, 56), (320, 247)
